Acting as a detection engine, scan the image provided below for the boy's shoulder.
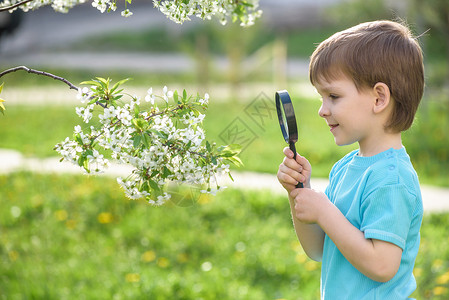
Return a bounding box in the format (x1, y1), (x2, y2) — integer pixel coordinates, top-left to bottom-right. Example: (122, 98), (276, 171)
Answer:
(366, 148), (420, 196)
(330, 148), (420, 194)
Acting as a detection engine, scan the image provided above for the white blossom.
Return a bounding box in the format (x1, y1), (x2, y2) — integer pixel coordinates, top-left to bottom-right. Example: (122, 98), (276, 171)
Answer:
(76, 87), (92, 104)
(2, 0), (261, 25)
(75, 104), (94, 123)
(92, 0), (109, 13)
(199, 93), (209, 106)
(121, 9), (133, 17)
(55, 82), (238, 206)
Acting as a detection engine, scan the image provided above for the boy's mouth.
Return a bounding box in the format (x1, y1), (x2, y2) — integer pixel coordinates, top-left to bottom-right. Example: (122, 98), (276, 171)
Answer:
(329, 124), (339, 132)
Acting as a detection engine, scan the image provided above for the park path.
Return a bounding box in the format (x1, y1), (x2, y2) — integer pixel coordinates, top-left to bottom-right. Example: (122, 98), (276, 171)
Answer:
(1, 148), (448, 212)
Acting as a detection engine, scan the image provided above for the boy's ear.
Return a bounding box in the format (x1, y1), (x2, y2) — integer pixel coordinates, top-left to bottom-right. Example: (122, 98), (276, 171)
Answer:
(372, 82), (391, 114)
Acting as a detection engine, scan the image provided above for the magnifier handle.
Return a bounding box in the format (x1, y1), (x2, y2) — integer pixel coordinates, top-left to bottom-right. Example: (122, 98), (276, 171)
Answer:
(289, 142), (304, 189)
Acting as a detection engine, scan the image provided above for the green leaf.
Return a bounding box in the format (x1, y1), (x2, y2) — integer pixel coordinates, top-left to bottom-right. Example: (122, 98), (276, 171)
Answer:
(80, 80), (100, 86)
(78, 155), (85, 167)
(142, 133), (151, 147)
(140, 181), (149, 192)
(148, 129), (168, 139)
(111, 78), (131, 93)
(216, 145), (226, 152)
(182, 89), (187, 102)
(85, 149), (93, 157)
(240, 1), (253, 7)
(225, 156), (244, 167)
(133, 135), (142, 148)
(173, 90), (179, 104)
(148, 179), (160, 192)
(162, 166), (172, 178)
(74, 134), (83, 145)
(219, 144), (242, 156)
(113, 95), (123, 101)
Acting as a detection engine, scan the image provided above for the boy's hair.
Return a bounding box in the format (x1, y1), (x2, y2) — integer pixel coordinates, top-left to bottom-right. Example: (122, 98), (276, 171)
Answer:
(309, 20), (424, 132)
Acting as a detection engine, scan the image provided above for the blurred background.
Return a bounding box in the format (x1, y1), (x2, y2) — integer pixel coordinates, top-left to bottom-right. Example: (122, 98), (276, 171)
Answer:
(0, 0), (448, 299)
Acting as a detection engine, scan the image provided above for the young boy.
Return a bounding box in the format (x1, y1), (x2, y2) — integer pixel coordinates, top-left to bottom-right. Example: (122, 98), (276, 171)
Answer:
(277, 20), (424, 299)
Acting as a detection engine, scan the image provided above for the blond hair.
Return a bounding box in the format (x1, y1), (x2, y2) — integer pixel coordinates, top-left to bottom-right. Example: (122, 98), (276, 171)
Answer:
(309, 20), (424, 132)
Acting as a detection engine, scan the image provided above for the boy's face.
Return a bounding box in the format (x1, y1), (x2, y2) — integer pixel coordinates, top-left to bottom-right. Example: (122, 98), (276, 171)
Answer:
(314, 75), (378, 148)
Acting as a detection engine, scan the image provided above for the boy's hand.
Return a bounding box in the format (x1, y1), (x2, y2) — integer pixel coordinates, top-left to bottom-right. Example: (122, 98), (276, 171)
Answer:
(277, 147), (312, 193)
(290, 188), (330, 224)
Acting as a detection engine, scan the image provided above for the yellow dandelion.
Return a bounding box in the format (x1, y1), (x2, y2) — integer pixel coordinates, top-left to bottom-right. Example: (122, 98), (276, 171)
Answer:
(305, 261), (319, 271)
(141, 251), (156, 263)
(433, 286), (448, 296)
(233, 251), (246, 260)
(157, 257), (170, 268)
(198, 193), (211, 205)
(65, 219), (77, 230)
(97, 212), (113, 224)
(413, 267), (423, 278)
(295, 253), (307, 264)
(177, 253), (189, 263)
(432, 259), (444, 269)
(290, 241), (303, 253)
(8, 250), (19, 262)
(54, 210), (68, 221)
(125, 273), (140, 283)
(437, 271), (449, 285)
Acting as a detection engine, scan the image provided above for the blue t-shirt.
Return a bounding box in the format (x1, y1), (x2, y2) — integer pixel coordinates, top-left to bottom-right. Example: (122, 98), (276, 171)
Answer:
(321, 147), (423, 300)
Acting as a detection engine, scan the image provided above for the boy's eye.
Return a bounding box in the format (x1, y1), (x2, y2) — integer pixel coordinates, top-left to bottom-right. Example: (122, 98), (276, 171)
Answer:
(329, 94), (339, 100)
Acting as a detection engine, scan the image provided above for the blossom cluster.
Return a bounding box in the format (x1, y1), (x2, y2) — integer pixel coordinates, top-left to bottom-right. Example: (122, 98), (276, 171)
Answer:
(54, 78), (241, 205)
(1, 0), (260, 26)
(1, 0), (85, 13)
(153, 0), (262, 26)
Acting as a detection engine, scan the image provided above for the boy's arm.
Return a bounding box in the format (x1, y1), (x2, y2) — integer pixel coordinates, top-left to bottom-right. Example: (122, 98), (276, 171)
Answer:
(288, 193), (325, 261)
(277, 147), (324, 261)
(291, 188), (403, 282)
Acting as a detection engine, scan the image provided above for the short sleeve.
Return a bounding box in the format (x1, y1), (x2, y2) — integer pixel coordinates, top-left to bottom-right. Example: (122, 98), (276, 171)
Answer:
(360, 184), (417, 250)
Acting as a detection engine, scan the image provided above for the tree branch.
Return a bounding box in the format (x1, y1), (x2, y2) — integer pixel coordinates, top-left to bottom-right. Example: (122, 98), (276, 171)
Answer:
(0, 0), (36, 12)
(0, 66), (79, 91)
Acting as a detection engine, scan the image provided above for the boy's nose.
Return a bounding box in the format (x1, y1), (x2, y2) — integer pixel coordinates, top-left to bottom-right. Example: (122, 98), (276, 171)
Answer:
(318, 103), (330, 118)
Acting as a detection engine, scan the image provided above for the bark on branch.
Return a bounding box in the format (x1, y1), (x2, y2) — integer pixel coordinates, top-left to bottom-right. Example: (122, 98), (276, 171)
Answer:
(0, 66), (79, 91)
(0, 0), (37, 12)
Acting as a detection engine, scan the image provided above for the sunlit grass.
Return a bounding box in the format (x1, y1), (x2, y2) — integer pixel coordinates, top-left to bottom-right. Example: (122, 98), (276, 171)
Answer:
(0, 172), (448, 299)
(0, 172), (321, 299)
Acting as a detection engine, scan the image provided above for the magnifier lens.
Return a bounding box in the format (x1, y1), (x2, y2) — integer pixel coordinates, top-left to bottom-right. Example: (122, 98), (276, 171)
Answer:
(281, 108), (289, 133)
(275, 90), (303, 189)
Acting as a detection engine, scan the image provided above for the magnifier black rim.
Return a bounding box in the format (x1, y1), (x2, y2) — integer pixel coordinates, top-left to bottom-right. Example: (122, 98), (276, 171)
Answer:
(275, 90), (298, 143)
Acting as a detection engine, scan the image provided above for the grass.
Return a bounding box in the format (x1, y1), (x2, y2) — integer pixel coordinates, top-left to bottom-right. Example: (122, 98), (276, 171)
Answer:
(0, 172), (321, 300)
(0, 172), (448, 299)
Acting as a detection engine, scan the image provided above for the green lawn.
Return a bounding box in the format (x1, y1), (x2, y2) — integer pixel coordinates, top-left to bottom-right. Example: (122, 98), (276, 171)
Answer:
(0, 173), (448, 299)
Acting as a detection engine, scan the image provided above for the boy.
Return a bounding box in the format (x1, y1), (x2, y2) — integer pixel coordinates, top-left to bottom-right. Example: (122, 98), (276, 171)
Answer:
(277, 20), (424, 299)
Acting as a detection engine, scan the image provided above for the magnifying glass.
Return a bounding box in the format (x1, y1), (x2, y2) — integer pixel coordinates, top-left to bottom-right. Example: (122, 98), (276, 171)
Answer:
(275, 90), (303, 189)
